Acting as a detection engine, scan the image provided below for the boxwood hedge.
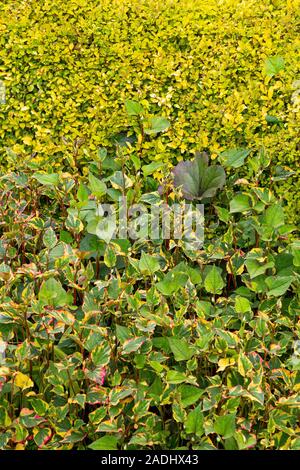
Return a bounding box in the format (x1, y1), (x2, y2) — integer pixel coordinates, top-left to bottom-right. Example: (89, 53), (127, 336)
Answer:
(0, 0), (299, 220)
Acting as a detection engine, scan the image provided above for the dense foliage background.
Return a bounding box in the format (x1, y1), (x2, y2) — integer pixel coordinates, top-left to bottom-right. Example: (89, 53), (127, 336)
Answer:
(0, 0), (299, 452)
(0, 0), (299, 220)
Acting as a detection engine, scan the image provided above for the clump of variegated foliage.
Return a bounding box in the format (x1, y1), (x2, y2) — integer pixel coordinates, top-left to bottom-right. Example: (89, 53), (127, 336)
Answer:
(0, 106), (299, 449)
(0, 0), (299, 222)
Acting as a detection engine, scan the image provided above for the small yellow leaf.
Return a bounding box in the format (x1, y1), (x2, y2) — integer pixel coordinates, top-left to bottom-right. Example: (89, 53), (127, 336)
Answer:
(15, 372), (34, 390)
(23, 135), (33, 146)
(217, 358), (236, 372)
(15, 443), (25, 450)
(293, 383), (300, 392)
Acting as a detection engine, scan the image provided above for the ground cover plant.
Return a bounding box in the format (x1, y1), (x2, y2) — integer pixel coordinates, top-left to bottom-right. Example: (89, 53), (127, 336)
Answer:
(0, 101), (300, 449)
(0, 0), (299, 452)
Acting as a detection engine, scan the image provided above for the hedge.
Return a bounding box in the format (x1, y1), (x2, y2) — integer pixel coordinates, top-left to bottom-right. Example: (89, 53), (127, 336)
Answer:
(0, 0), (299, 219)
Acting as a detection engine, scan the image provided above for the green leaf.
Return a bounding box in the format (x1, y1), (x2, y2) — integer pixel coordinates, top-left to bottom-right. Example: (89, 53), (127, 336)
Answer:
(96, 147), (108, 162)
(110, 171), (133, 190)
(88, 435), (118, 450)
(234, 296), (251, 314)
(234, 431), (257, 450)
(204, 266), (225, 295)
(156, 271), (188, 296)
(142, 161), (165, 177)
(38, 278), (70, 307)
(245, 255), (274, 279)
(185, 405), (204, 436)
(168, 337), (194, 361)
(277, 394), (300, 408)
(19, 410), (46, 428)
(70, 393), (86, 408)
(179, 385), (203, 408)
(252, 187), (274, 205)
(166, 370), (193, 384)
(0, 433), (10, 449)
(50, 309), (75, 326)
(237, 353), (253, 377)
(219, 148), (251, 168)
(264, 56), (285, 77)
(172, 402), (186, 423)
(0, 402), (12, 425)
(246, 385), (265, 406)
(263, 205), (285, 229)
(130, 153), (141, 171)
(116, 325), (131, 344)
(265, 114), (280, 125)
(33, 428), (52, 448)
(201, 165), (227, 199)
(291, 242), (300, 267)
(144, 116), (170, 135)
(214, 413), (236, 439)
(138, 252), (161, 275)
(88, 172), (107, 199)
(89, 408), (106, 425)
(43, 227), (57, 249)
(215, 206), (230, 223)
(109, 387), (134, 406)
(33, 173), (59, 186)
(77, 183), (89, 202)
(104, 245), (117, 268)
(188, 269), (202, 286)
(0, 407), (10, 427)
(61, 430), (86, 444)
(216, 329), (239, 347)
(266, 276), (293, 297)
(140, 192), (161, 205)
(91, 342), (111, 366)
(125, 99), (143, 116)
(30, 398), (49, 416)
(122, 336), (146, 355)
(230, 194), (251, 213)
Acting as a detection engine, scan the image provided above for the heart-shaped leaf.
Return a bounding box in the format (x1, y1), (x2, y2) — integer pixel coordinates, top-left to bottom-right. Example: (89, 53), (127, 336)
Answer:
(204, 265), (225, 295)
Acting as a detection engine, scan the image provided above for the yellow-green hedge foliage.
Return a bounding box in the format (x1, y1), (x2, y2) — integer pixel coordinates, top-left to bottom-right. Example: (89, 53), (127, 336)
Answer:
(0, 0), (299, 219)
